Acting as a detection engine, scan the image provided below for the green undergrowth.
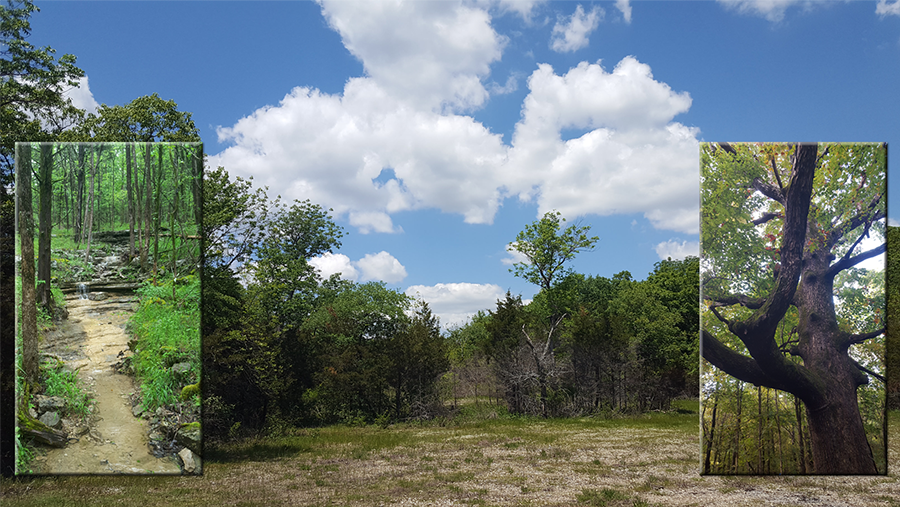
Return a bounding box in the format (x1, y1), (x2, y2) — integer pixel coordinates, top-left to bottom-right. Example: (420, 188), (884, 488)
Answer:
(127, 274), (200, 412)
(41, 359), (92, 419)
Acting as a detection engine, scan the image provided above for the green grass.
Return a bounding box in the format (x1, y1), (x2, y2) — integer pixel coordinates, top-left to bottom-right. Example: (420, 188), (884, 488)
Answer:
(41, 361), (93, 419)
(127, 274), (200, 412)
(4, 410), (900, 506)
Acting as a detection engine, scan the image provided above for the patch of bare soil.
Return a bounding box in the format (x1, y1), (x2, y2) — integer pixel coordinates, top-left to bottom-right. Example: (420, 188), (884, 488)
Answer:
(32, 296), (181, 474)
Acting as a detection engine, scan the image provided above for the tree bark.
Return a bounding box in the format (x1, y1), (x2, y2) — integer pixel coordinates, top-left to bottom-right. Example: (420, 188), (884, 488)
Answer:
(126, 143), (135, 260)
(37, 143), (53, 314)
(17, 143), (39, 389)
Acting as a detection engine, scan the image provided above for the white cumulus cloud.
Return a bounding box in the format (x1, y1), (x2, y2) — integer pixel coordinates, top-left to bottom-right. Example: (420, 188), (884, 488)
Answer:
(309, 252), (360, 281)
(877, 0), (900, 17)
(550, 4), (603, 53)
(357, 251), (408, 283)
(655, 240), (700, 261)
(64, 76), (99, 115)
(616, 0), (632, 23)
(716, 0), (830, 23)
(310, 251), (406, 283)
(211, 5), (700, 237)
(405, 282), (506, 329)
(506, 57), (700, 234)
(319, 0), (505, 113)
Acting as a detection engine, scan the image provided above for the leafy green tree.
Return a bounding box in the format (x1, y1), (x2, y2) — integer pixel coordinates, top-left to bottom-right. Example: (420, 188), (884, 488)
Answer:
(384, 300), (449, 419)
(249, 199), (344, 333)
(506, 210), (598, 417)
(62, 93), (199, 142)
(701, 142), (886, 473)
(508, 210), (599, 307)
(0, 0), (84, 186)
(203, 166), (270, 273)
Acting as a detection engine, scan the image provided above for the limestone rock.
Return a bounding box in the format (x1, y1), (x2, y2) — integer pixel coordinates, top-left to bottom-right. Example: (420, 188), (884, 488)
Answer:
(171, 362), (191, 376)
(33, 395), (67, 414)
(178, 447), (200, 474)
(176, 422), (201, 454)
(39, 411), (61, 429)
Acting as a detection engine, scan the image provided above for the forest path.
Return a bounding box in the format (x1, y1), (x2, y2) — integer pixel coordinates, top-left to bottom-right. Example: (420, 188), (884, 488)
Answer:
(35, 295), (181, 474)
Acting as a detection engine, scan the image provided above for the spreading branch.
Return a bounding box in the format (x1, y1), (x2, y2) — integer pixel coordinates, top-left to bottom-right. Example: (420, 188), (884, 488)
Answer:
(853, 361), (885, 383)
(827, 243), (885, 277)
(752, 176), (785, 205)
(701, 330), (790, 391)
(752, 212), (783, 226)
(704, 293), (766, 310)
(842, 327), (885, 349)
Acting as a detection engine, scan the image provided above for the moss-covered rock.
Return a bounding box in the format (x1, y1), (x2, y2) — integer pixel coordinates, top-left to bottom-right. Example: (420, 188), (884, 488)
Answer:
(180, 383), (200, 401)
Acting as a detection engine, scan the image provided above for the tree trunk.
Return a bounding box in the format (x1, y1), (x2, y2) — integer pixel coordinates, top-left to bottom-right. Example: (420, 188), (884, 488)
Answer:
(83, 148), (95, 264)
(17, 143), (38, 390)
(75, 145), (85, 244)
(141, 143), (151, 272)
(703, 391), (718, 474)
(37, 143), (53, 314)
(126, 143), (135, 260)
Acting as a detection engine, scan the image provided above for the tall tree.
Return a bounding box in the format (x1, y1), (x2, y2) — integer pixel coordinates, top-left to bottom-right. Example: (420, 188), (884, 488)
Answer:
(35, 142), (50, 312)
(0, 0), (84, 187)
(701, 142), (886, 473)
(507, 210), (598, 417)
(15, 142), (36, 387)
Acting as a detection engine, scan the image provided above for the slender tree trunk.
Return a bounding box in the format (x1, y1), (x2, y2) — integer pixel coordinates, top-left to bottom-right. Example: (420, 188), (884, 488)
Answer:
(153, 144), (162, 277)
(795, 395), (807, 474)
(141, 143), (151, 272)
(775, 391), (784, 474)
(17, 143), (38, 390)
(126, 143), (135, 260)
(733, 382), (743, 473)
(84, 148), (95, 264)
(75, 145), (85, 244)
(37, 144), (53, 314)
(703, 391), (719, 474)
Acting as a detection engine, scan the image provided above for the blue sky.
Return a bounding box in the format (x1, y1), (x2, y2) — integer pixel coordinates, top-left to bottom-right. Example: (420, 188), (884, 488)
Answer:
(30, 0), (899, 328)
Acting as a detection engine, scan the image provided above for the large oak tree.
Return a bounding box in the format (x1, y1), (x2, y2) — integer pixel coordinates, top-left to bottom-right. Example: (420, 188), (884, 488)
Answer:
(701, 142), (886, 474)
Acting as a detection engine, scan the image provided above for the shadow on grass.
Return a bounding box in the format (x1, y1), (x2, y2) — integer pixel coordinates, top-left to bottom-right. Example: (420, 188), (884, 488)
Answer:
(206, 437), (314, 463)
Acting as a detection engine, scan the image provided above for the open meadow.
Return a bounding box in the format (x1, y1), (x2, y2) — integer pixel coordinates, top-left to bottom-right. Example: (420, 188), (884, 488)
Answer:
(3, 401), (899, 507)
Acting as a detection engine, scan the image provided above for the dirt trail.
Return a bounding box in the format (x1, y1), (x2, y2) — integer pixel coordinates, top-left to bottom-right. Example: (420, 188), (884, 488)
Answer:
(35, 295), (181, 474)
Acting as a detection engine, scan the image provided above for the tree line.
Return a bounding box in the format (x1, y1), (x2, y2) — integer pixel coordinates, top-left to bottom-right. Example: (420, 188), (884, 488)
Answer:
(202, 182), (700, 436)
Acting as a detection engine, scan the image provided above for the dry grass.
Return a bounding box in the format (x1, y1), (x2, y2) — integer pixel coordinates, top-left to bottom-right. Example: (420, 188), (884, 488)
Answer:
(3, 406), (899, 506)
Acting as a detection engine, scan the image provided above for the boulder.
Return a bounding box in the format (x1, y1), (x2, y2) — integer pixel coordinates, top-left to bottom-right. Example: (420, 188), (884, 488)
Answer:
(39, 411), (61, 429)
(178, 447), (199, 474)
(176, 422), (201, 454)
(171, 362), (191, 376)
(33, 395), (67, 414)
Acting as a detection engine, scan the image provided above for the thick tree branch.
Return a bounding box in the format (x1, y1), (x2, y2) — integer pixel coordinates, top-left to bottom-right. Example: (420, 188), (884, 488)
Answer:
(701, 329), (790, 391)
(853, 360), (885, 383)
(752, 212), (783, 226)
(704, 293), (766, 310)
(827, 243), (885, 277)
(752, 176), (785, 205)
(749, 143), (817, 332)
(842, 327), (885, 349)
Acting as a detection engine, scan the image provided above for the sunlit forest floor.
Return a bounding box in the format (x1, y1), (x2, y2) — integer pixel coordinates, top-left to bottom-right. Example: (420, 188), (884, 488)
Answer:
(4, 403), (899, 506)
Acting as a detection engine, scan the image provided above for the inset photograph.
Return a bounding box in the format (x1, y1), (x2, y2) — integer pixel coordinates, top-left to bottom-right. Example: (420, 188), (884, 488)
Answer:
(15, 142), (202, 474)
(700, 142), (886, 474)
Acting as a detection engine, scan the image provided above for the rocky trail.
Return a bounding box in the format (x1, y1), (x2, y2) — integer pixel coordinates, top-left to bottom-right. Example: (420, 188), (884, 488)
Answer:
(32, 292), (183, 474)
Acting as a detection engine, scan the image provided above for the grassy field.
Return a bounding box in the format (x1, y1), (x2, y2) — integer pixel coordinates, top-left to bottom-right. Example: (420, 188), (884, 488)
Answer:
(3, 402), (899, 506)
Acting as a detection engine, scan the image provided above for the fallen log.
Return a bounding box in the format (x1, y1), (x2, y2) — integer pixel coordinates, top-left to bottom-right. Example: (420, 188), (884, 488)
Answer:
(18, 408), (68, 448)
